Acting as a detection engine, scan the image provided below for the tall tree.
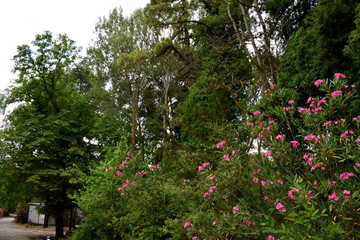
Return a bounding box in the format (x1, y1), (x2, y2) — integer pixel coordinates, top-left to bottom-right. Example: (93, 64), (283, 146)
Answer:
(225, 0), (315, 92)
(87, 8), (160, 153)
(3, 31), (96, 239)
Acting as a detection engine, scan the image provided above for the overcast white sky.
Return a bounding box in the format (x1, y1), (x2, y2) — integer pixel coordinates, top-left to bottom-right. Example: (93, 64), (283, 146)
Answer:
(0, 0), (148, 92)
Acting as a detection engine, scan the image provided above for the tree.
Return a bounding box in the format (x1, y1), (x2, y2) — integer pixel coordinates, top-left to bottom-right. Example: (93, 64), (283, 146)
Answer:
(87, 8), (160, 153)
(279, 0), (358, 97)
(2, 31), (96, 239)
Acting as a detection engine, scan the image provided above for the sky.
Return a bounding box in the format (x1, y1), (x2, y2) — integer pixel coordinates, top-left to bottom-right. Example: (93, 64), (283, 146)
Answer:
(0, 0), (149, 92)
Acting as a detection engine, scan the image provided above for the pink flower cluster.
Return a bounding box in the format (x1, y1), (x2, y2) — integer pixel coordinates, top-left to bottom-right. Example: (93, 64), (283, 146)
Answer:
(340, 130), (354, 138)
(149, 164), (160, 170)
(203, 186), (217, 198)
(304, 134), (325, 143)
(198, 162), (210, 172)
(216, 141), (226, 148)
(267, 235), (281, 240)
(184, 221), (191, 228)
(232, 205), (239, 214)
(208, 175), (216, 180)
(275, 134), (286, 140)
(135, 170), (147, 176)
(276, 203), (286, 212)
(243, 220), (255, 227)
(290, 140), (300, 148)
(310, 163), (325, 172)
(253, 111), (262, 116)
(339, 172), (354, 180)
(303, 153), (313, 165)
(314, 79), (324, 87)
(334, 72), (346, 79)
(288, 188), (299, 200)
(352, 116), (360, 123)
(118, 179), (132, 195)
(331, 90), (342, 98)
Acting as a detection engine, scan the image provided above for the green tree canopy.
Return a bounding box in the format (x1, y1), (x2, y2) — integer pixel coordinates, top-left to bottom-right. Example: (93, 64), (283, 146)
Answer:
(2, 31), (97, 238)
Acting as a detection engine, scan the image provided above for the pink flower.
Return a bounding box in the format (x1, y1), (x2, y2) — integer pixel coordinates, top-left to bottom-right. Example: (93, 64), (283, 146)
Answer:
(288, 188), (299, 200)
(339, 172), (354, 180)
(328, 192), (340, 201)
(276, 203), (286, 212)
(203, 192), (209, 198)
(258, 132), (265, 138)
(243, 220), (254, 227)
(314, 79), (324, 87)
(307, 97), (314, 104)
(277, 179), (284, 184)
(288, 100), (295, 104)
(247, 122), (254, 126)
(252, 178), (259, 183)
(275, 134), (285, 140)
(208, 175), (216, 180)
(223, 154), (231, 161)
(356, 139), (360, 144)
(253, 111), (262, 116)
(306, 191), (313, 198)
(216, 141), (226, 148)
(267, 236), (275, 240)
(252, 168), (261, 175)
(261, 181), (267, 186)
(331, 90), (342, 97)
(232, 206), (239, 214)
(212, 221), (217, 225)
(149, 164), (161, 170)
(355, 163), (360, 167)
(198, 162), (210, 172)
(192, 237), (197, 240)
(298, 108), (311, 114)
(285, 107), (292, 111)
(264, 196), (269, 200)
(290, 140), (300, 148)
(334, 73), (346, 79)
(329, 181), (337, 187)
(184, 221), (191, 228)
(304, 134), (315, 141)
(265, 150), (272, 156)
(208, 186), (217, 193)
(323, 120), (332, 127)
(343, 190), (351, 195)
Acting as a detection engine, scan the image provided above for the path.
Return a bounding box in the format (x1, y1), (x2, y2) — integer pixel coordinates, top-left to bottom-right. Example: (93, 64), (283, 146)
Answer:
(0, 215), (55, 240)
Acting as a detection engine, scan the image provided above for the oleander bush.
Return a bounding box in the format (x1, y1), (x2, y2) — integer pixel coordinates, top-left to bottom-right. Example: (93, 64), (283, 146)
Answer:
(72, 73), (359, 240)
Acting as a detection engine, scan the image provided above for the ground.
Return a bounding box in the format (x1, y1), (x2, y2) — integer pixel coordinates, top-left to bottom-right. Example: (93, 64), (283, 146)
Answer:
(0, 215), (55, 240)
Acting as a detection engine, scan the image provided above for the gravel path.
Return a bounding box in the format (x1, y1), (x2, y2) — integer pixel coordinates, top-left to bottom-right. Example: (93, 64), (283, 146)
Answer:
(0, 215), (55, 240)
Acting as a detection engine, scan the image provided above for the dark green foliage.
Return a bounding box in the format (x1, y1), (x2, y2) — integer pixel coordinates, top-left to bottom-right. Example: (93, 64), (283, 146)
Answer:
(2, 31), (97, 238)
(279, 0), (359, 97)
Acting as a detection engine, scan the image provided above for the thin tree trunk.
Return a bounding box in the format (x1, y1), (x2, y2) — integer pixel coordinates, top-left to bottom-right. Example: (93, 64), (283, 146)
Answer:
(55, 216), (64, 239)
(69, 206), (73, 232)
(130, 85), (139, 153)
(43, 214), (49, 228)
(163, 74), (171, 165)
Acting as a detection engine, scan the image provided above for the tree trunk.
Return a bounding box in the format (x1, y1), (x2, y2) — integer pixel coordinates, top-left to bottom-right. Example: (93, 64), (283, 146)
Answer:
(69, 206), (73, 232)
(55, 216), (64, 239)
(130, 85), (139, 153)
(163, 74), (171, 166)
(43, 214), (49, 228)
